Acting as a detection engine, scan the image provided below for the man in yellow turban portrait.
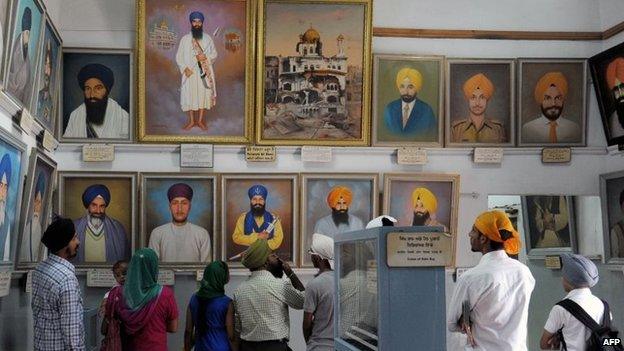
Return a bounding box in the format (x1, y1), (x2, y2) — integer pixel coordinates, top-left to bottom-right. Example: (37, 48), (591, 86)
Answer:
(451, 73), (506, 143)
(410, 187), (447, 231)
(383, 68), (437, 138)
(605, 57), (624, 138)
(313, 185), (364, 237)
(521, 71), (581, 143)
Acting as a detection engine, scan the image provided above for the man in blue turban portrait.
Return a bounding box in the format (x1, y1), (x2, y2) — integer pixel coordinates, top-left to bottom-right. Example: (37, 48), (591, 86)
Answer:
(20, 172), (47, 262)
(7, 6), (33, 102)
(63, 63), (129, 139)
(72, 184), (129, 263)
(175, 10), (218, 131)
(0, 154), (12, 261)
(232, 185), (284, 250)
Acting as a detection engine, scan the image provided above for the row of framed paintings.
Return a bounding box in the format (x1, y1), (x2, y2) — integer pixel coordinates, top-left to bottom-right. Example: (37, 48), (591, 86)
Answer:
(0, 0), (62, 134)
(10, 172), (460, 269)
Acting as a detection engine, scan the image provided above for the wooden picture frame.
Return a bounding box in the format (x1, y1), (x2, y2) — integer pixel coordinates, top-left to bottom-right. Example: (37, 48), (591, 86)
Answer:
(600, 170), (624, 265)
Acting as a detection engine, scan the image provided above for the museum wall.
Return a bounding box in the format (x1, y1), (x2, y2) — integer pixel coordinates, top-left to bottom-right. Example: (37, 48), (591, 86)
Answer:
(0, 0), (623, 350)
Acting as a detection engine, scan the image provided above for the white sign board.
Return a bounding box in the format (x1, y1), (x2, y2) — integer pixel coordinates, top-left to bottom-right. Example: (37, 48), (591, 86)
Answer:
(473, 148), (503, 164)
(301, 146), (332, 162)
(181, 144), (214, 168)
(83, 144), (115, 162)
(387, 232), (453, 267)
(0, 271), (10, 297)
(397, 147), (428, 165)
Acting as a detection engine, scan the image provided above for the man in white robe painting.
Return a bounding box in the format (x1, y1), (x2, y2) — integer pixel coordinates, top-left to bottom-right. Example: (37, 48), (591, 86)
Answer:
(148, 183), (211, 263)
(7, 7), (32, 103)
(63, 63), (129, 139)
(20, 172), (46, 262)
(175, 11), (217, 131)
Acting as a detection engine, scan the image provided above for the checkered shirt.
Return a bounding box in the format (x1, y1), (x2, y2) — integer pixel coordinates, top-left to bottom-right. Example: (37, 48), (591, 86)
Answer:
(233, 270), (304, 341)
(32, 254), (85, 350)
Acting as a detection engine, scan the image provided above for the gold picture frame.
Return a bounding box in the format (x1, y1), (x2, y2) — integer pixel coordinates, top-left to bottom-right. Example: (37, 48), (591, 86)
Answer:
(136, 0), (256, 143)
(255, 0), (373, 146)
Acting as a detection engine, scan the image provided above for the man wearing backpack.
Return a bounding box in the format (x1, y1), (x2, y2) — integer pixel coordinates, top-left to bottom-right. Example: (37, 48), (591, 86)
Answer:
(540, 253), (620, 351)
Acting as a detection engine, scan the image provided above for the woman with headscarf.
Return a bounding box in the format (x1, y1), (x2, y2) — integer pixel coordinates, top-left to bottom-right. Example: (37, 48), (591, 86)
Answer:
(184, 260), (236, 351)
(111, 248), (179, 351)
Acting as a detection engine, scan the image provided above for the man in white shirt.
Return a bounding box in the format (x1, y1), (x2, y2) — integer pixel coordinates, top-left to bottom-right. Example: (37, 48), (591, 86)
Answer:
(448, 210), (535, 351)
(540, 254), (610, 351)
(149, 183), (211, 262)
(63, 63), (129, 139)
(521, 72), (581, 144)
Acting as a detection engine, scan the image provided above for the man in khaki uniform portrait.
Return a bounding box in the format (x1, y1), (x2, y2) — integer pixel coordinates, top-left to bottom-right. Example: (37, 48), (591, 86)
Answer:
(451, 73), (506, 143)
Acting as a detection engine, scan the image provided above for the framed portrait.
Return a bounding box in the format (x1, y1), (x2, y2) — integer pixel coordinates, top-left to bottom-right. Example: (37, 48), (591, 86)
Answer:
(372, 55), (444, 147)
(137, 0), (255, 143)
(0, 0), (16, 89)
(518, 59), (587, 147)
(221, 173), (298, 266)
(382, 173), (459, 266)
(300, 173), (378, 267)
(4, 0), (45, 109)
(0, 127), (26, 269)
(140, 173), (217, 268)
(60, 48), (132, 142)
(16, 149), (55, 268)
(589, 42), (624, 146)
(255, 0), (373, 146)
(446, 59), (515, 147)
(29, 14), (62, 134)
(600, 170), (624, 264)
(58, 172), (137, 268)
(521, 195), (577, 258)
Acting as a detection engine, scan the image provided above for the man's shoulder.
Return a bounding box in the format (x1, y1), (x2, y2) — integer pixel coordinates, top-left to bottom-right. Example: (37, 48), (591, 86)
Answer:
(384, 99), (401, 110)
(69, 103), (86, 118)
(558, 116), (581, 128)
(151, 222), (170, 234)
(187, 222), (209, 235)
(522, 116), (544, 128)
(451, 118), (469, 129)
(105, 216), (126, 229)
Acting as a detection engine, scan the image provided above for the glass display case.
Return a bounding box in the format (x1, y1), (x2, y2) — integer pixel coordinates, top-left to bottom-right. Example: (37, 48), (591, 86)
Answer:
(334, 226), (449, 351)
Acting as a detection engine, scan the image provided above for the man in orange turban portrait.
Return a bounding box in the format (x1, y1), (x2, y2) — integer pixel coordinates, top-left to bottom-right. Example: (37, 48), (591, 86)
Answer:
(605, 57), (624, 138)
(451, 73), (506, 143)
(313, 185), (364, 237)
(410, 187), (447, 231)
(521, 71), (581, 143)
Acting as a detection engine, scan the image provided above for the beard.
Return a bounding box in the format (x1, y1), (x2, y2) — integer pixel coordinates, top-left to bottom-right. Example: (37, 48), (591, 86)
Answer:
(268, 259), (284, 278)
(541, 105), (563, 121)
(85, 95), (109, 125)
(251, 204), (266, 217)
(331, 208), (350, 226)
(615, 96), (624, 128)
(401, 94), (416, 103)
(88, 214), (104, 227)
(412, 211), (430, 226)
(192, 26), (203, 39)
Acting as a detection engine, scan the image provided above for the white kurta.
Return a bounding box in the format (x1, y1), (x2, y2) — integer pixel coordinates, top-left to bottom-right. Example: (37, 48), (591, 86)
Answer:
(1, 222), (9, 261)
(175, 33), (217, 112)
(7, 33), (31, 103)
(447, 250), (535, 351)
(148, 222), (211, 262)
(313, 214), (364, 238)
(20, 215), (42, 261)
(63, 98), (129, 139)
(521, 114), (581, 143)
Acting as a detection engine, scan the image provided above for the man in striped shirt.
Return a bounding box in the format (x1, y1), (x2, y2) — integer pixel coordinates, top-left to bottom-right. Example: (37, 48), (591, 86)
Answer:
(32, 217), (85, 351)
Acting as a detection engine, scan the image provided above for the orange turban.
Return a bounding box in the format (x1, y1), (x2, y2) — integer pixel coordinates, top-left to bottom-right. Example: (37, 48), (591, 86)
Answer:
(327, 186), (353, 208)
(474, 210), (521, 255)
(606, 57), (624, 89)
(463, 73), (494, 99)
(534, 72), (568, 104)
(411, 187), (437, 214)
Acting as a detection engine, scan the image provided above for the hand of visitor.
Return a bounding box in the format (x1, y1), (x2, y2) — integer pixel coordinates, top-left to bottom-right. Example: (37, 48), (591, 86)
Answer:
(282, 260), (294, 277)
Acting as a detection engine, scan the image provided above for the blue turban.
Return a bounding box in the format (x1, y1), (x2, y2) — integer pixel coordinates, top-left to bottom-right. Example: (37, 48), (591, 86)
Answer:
(561, 253), (599, 288)
(22, 7), (31, 31)
(35, 172), (46, 197)
(82, 184), (111, 208)
(189, 11), (204, 23)
(248, 185), (267, 200)
(0, 154), (11, 185)
(77, 63), (114, 92)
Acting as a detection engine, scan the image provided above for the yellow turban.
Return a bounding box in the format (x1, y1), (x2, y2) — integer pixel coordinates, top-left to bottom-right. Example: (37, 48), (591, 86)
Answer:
(534, 72), (568, 104)
(474, 210), (521, 255)
(411, 187), (437, 214)
(606, 57), (624, 89)
(395, 68), (423, 92)
(327, 186), (353, 208)
(463, 73), (494, 99)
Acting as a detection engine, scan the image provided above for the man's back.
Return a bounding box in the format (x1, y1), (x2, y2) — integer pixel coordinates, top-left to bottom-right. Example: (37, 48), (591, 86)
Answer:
(233, 270), (304, 342)
(448, 250), (535, 351)
(304, 271), (335, 351)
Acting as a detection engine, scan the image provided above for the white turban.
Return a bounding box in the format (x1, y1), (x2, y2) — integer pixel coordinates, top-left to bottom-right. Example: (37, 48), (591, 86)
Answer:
(311, 233), (334, 269)
(366, 215), (397, 229)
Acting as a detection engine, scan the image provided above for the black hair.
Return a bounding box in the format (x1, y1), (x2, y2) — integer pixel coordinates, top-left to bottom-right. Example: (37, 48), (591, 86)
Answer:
(112, 260), (128, 272)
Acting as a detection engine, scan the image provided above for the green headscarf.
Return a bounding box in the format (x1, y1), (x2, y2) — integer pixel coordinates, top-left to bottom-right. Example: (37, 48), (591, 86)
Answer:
(241, 239), (271, 270)
(197, 261), (228, 299)
(123, 248), (162, 311)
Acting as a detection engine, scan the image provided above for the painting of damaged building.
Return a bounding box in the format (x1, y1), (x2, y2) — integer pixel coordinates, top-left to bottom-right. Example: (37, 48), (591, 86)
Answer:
(256, 0), (372, 145)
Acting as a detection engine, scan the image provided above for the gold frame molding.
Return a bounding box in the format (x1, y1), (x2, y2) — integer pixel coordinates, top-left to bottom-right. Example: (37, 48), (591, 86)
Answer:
(136, 0), (256, 143)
